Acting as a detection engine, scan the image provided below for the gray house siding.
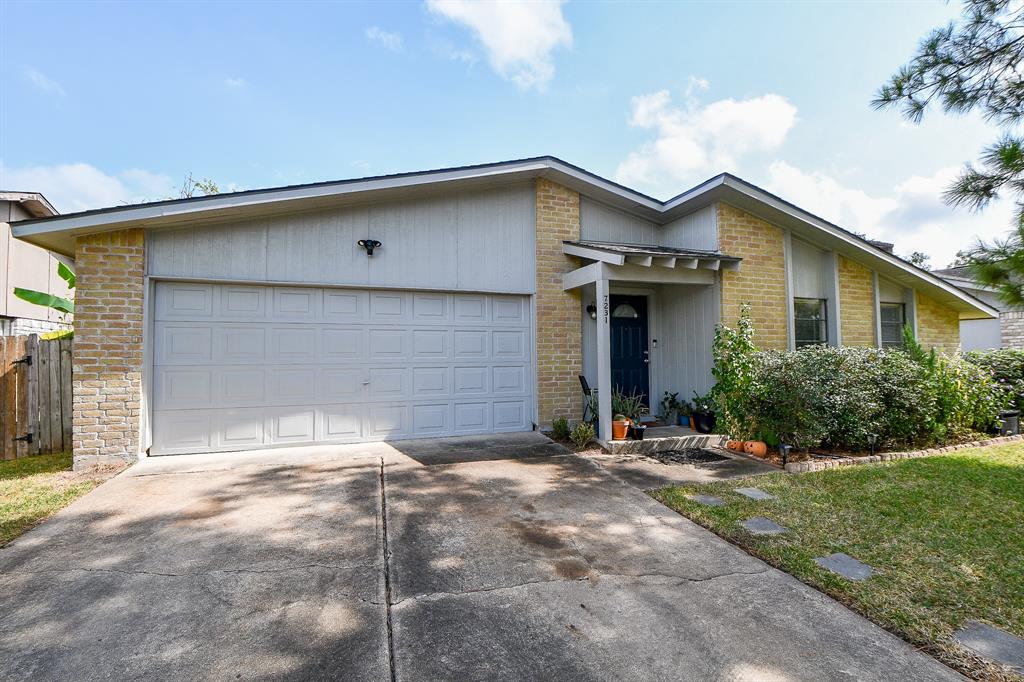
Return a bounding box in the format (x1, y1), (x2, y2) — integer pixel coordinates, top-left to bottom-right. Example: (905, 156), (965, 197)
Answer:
(579, 199), (718, 252)
(147, 182), (537, 294)
(661, 205), (718, 251)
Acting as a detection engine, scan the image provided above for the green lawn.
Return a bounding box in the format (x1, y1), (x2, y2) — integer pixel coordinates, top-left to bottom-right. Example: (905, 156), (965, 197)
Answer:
(653, 444), (1024, 680)
(0, 453), (111, 546)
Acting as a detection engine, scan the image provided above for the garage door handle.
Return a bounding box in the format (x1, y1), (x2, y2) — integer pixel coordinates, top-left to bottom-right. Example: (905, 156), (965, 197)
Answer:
(362, 380), (370, 385)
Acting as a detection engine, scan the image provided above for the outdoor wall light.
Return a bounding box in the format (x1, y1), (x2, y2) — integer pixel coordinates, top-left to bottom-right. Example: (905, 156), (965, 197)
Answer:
(358, 239), (382, 256)
(586, 302), (597, 320)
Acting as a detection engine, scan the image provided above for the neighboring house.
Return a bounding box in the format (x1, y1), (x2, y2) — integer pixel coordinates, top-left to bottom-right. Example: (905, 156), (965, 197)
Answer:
(10, 157), (996, 469)
(934, 265), (1019, 351)
(0, 192), (74, 335)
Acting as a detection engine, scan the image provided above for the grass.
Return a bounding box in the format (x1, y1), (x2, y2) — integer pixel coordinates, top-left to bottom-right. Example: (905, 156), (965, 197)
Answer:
(653, 443), (1024, 680)
(0, 453), (113, 546)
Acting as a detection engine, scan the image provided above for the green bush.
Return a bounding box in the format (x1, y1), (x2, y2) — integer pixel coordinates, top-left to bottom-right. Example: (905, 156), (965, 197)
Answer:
(964, 348), (1024, 411)
(551, 416), (570, 440)
(569, 421), (595, 448)
(715, 340), (1008, 452)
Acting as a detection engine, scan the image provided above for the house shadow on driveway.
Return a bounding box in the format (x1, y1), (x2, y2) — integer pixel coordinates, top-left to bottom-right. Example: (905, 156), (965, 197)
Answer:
(0, 432), (962, 681)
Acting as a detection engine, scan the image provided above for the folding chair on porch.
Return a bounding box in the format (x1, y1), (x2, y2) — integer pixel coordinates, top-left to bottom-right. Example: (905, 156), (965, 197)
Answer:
(579, 375), (597, 423)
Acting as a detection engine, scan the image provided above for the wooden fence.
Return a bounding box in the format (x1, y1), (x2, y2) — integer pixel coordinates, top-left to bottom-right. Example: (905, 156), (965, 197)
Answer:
(0, 335), (72, 459)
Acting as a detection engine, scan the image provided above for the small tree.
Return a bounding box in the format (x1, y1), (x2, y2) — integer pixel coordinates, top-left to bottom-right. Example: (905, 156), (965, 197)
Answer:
(711, 304), (758, 438)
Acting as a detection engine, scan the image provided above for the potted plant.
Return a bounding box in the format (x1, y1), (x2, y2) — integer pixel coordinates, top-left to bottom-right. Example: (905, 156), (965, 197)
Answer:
(678, 400), (693, 428)
(611, 414), (631, 440)
(691, 390), (718, 434)
(660, 391), (683, 424)
(628, 422), (647, 440)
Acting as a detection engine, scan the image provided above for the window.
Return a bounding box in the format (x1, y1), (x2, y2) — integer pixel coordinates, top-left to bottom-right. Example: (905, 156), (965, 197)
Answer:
(794, 298), (828, 347)
(880, 302), (906, 348)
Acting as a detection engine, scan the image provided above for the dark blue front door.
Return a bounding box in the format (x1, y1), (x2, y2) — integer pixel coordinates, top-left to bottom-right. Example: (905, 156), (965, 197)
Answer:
(610, 295), (650, 405)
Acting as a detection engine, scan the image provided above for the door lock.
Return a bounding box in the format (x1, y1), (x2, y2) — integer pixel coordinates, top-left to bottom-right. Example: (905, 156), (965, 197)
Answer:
(643, 350), (650, 365)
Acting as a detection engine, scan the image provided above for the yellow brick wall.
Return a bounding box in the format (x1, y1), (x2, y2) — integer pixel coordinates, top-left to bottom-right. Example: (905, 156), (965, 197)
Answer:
(717, 203), (788, 349)
(838, 255), (876, 347)
(916, 291), (960, 354)
(72, 229), (145, 470)
(535, 179), (582, 426)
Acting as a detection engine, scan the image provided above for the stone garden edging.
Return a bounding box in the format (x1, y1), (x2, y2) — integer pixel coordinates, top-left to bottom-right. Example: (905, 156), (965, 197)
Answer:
(783, 434), (1024, 474)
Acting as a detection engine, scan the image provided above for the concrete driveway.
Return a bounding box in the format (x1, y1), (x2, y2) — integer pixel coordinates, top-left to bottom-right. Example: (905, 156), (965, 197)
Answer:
(0, 434), (960, 681)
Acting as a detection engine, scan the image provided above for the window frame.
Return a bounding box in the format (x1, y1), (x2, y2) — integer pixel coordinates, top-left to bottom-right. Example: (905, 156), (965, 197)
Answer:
(879, 302), (906, 348)
(793, 297), (829, 348)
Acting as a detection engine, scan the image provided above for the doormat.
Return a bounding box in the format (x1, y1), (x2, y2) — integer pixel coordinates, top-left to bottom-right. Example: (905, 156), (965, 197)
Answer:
(647, 449), (728, 465)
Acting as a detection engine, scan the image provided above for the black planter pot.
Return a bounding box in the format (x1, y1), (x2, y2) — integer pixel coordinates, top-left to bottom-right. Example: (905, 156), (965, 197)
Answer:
(693, 411), (717, 434)
(628, 425), (646, 440)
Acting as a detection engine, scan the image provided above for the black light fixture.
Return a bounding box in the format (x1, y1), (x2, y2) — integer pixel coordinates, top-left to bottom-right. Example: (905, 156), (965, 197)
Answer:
(867, 432), (878, 457)
(779, 444), (793, 467)
(358, 239), (382, 256)
(586, 302), (597, 320)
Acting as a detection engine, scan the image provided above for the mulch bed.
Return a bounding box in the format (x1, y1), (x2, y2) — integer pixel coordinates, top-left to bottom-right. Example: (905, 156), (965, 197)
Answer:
(646, 449), (729, 466)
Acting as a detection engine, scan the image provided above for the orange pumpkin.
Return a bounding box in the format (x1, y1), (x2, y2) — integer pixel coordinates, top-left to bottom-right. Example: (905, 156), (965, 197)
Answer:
(744, 440), (768, 457)
(726, 439), (744, 452)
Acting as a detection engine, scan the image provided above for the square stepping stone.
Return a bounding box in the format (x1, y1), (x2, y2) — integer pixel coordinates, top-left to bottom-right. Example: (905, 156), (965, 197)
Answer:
(688, 494), (726, 507)
(739, 517), (788, 535)
(815, 552), (874, 581)
(955, 621), (1024, 673)
(735, 487), (774, 501)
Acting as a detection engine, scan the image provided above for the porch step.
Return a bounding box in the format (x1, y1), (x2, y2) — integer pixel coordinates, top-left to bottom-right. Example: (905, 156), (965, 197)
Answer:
(600, 434), (726, 455)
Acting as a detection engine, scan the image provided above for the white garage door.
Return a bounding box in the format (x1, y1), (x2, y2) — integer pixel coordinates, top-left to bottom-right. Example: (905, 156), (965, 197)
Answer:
(151, 282), (534, 455)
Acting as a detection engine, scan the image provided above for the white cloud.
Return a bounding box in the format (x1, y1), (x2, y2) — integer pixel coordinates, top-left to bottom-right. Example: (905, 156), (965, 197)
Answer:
(23, 67), (65, 96)
(426, 0), (571, 90)
(0, 162), (175, 213)
(365, 26), (403, 51)
(765, 161), (1017, 268)
(615, 86), (798, 196)
(224, 77), (247, 88)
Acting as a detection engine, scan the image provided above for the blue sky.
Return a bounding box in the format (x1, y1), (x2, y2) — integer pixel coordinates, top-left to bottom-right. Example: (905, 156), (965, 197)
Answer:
(0, 0), (1012, 266)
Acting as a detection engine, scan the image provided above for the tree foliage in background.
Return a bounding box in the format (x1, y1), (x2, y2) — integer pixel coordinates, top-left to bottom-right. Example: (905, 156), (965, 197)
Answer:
(904, 251), (932, 269)
(875, 0), (1024, 301)
(175, 173), (220, 199)
(12, 262), (75, 339)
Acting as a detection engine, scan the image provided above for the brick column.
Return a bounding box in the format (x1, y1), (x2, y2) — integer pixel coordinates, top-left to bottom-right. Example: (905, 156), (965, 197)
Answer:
(535, 179), (582, 427)
(72, 229), (145, 470)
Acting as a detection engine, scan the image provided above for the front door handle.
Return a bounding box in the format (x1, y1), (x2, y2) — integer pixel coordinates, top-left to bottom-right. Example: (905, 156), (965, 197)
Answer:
(643, 350), (650, 364)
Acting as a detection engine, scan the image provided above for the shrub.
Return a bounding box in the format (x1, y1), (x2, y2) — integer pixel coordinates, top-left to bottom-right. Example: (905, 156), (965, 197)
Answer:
(551, 416), (570, 440)
(964, 348), (1024, 411)
(569, 421), (595, 448)
(712, 304), (758, 438)
(717, 342), (1008, 453)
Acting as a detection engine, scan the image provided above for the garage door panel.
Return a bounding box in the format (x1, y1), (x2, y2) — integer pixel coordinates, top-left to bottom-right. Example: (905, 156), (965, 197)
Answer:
(412, 367), (449, 398)
(412, 403), (451, 436)
(453, 330), (488, 359)
(272, 288), (319, 321)
(369, 291), (407, 321)
(412, 293), (448, 322)
(368, 329), (408, 360)
(323, 290), (368, 322)
(218, 409), (266, 448)
(152, 283), (532, 454)
(156, 369), (213, 409)
(454, 401), (489, 433)
(217, 368), (266, 405)
(412, 329), (449, 360)
(317, 368), (366, 402)
(270, 327), (317, 361)
(321, 404), (364, 441)
(367, 404), (409, 438)
(494, 400), (528, 431)
(270, 408), (317, 443)
(220, 286), (267, 318)
(156, 324), (213, 363)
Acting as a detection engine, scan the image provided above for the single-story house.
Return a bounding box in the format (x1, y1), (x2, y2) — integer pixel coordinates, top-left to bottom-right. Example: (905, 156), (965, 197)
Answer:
(934, 265), (1021, 351)
(10, 157), (997, 468)
(0, 191), (74, 335)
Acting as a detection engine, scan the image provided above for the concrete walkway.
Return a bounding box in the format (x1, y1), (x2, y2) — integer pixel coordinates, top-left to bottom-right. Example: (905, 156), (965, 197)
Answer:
(0, 434), (961, 681)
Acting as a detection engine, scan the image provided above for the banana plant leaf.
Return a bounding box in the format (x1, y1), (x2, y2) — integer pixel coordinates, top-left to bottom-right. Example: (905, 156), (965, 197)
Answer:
(57, 261), (76, 288)
(13, 288), (74, 315)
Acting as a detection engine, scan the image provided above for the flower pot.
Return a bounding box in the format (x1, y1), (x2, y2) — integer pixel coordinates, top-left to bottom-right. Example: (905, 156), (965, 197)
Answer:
(629, 425), (646, 440)
(688, 416), (696, 430)
(693, 411), (717, 434)
(678, 415), (689, 427)
(611, 420), (630, 440)
(726, 439), (744, 452)
(744, 440), (768, 458)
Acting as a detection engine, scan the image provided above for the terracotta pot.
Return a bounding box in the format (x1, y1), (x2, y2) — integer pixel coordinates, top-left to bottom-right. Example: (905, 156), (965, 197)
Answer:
(744, 440), (768, 458)
(726, 439), (744, 452)
(611, 420), (630, 440)
(688, 416), (696, 429)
